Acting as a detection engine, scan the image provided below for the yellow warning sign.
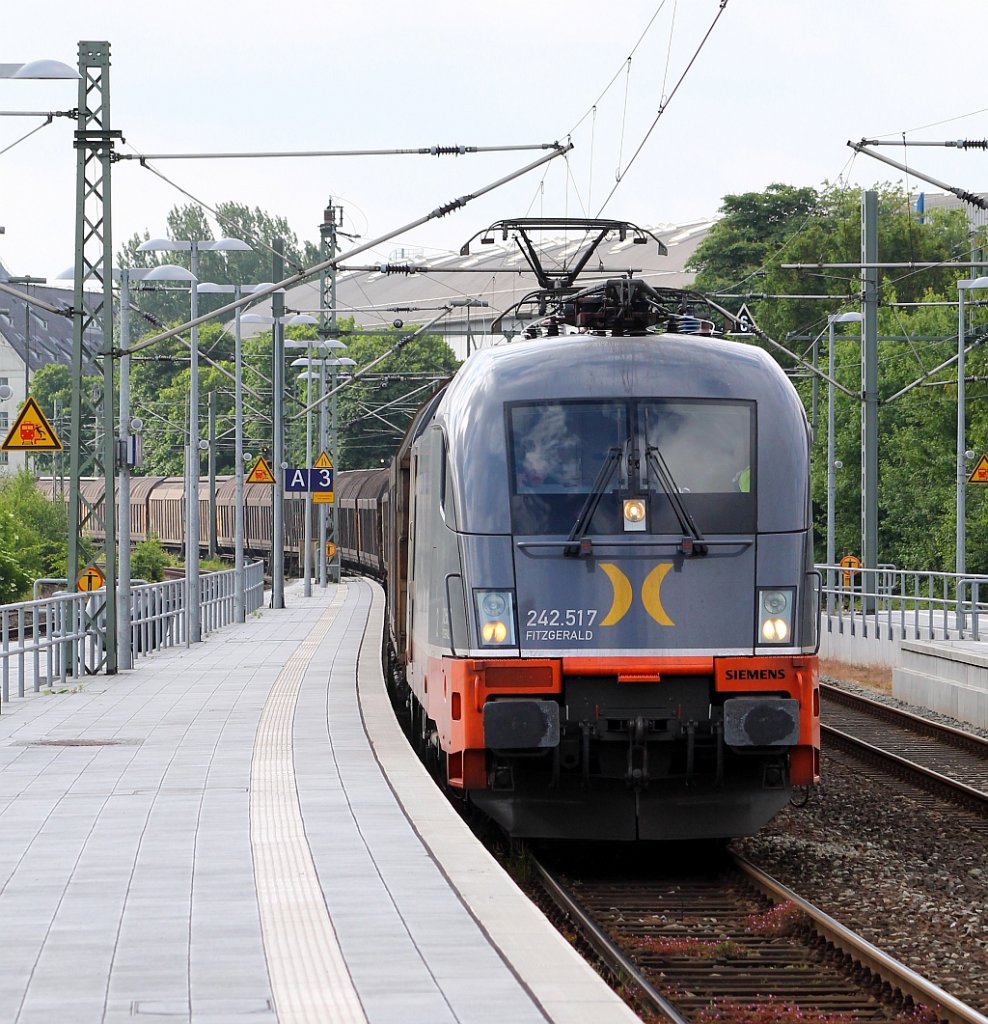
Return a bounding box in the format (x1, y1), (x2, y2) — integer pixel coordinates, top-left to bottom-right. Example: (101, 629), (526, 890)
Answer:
(77, 565), (105, 592)
(1, 396), (62, 451)
(968, 454), (988, 484)
(313, 491), (334, 504)
(313, 450), (333, 469)
(325, 541), (337, 559)
(246, 455), (276, 485)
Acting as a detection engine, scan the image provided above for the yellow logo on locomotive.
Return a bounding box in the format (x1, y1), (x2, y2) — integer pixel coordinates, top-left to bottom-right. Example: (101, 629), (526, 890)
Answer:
(599, 562), (674, 627)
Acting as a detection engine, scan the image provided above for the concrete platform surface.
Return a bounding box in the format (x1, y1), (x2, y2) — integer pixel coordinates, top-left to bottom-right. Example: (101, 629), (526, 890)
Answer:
(0, 578), (640, 1024)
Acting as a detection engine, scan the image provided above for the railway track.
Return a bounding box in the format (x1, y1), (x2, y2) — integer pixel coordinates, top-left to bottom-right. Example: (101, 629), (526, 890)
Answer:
(534, 849), (988, 1024)
(820, 683), (988, 815)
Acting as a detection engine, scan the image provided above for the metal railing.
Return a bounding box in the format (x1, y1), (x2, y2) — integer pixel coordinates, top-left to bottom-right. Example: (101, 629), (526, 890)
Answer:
(819, 563), (988, 642)
(0, 560), (266, 701)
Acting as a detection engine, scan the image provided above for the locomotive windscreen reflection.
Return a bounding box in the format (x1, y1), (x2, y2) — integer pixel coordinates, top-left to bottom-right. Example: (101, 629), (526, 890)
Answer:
(509, 398), (755, 535)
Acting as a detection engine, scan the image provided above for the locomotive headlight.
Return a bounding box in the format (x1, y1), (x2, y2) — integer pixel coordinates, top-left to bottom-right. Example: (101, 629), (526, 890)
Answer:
(475, 590), (516, 647)
(623, 498), (647, 532)
(757, 588), (795, 645)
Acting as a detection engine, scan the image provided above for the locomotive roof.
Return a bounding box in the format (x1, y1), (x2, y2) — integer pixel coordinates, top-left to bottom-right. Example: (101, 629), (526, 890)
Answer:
(442, 331), (799, 410)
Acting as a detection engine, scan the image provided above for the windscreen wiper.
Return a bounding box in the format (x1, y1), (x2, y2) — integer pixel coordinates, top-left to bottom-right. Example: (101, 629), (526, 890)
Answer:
(645, 445), (708, 556)
(563, 447), (623, 557)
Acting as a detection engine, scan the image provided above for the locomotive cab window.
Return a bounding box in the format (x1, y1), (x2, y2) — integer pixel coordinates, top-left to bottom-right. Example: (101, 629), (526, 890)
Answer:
(508, 399), (754, 536)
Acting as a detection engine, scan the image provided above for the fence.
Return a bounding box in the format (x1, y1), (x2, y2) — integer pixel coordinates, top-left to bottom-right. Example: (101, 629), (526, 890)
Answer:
(0, 560), (266, 702)
(819, 563), (988, 667)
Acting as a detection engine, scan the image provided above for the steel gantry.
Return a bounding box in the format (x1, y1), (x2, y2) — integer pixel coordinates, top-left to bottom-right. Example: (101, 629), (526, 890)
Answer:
(68, 40), (120, 672)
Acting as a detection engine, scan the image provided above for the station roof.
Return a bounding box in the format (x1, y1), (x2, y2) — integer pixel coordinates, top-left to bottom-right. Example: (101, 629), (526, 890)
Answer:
(248, 217), (715, 344)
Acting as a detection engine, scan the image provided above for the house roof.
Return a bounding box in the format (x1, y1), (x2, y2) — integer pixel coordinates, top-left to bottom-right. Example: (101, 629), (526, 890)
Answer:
(0, 266), (102, 375)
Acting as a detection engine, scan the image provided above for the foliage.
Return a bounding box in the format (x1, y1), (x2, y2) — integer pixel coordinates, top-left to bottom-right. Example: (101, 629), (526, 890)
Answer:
(231, 318), (460, 471)
(689, 181), (988, 572)
(0, 510), (32, 603)
(689, 183), (973, 350)
(0, 470), (70, 584)
(335, 324), (459, 469)
(130, 534), (172, 583)
(117, 201), (321, 327)
(28, 363), (102, 478)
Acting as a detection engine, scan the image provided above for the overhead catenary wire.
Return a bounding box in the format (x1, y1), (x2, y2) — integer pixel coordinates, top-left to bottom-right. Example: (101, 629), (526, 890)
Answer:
(117, 143), (562, 161)
(0, 115), (55, 157)
(595, 0), (730, 217)
(126, 142), (572, 357)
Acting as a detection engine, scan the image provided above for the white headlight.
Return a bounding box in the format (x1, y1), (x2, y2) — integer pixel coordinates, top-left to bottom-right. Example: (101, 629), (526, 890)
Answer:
(757, 588), (795, 645)
(475, 590), (516, 647)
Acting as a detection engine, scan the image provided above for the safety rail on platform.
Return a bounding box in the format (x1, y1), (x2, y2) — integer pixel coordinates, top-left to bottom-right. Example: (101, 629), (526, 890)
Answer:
(0, 560), (266, 702)
(819, 563), (988, 642)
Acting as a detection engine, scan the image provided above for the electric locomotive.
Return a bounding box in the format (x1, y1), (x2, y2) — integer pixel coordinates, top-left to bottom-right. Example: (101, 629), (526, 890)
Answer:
(386, 226), (820, 841)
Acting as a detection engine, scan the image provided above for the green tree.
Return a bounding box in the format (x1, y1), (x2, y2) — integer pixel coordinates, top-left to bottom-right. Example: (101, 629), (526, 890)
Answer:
(0, 510), (31, 603)
(334, 325), (459, 469)
(28, 363), (102, 478)
(128, 322), (238, 477)
(0, 470), (71, 593)
(690, 181), (987, 572)
(689, 183), (972, 352)
(118, 201), (320, 326)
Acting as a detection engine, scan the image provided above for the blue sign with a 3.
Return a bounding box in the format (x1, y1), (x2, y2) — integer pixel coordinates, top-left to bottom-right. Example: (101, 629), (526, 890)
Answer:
(284, 467), (335, 492)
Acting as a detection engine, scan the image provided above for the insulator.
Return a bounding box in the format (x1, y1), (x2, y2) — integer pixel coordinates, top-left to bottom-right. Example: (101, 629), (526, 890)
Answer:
(432, 197), (467, 218)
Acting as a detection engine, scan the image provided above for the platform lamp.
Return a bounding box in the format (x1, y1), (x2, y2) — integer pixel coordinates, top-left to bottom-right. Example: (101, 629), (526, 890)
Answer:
(240, 310), (316, 609)
(316, 340), (348, 587)
(324, 354), (356, 585)
(825, 313), (863, 570)
(956, 277), (988, 581)
(56, 262), (194, 667)
(0, 59), (80, 79)
(292, 362), (320, 596)
(118, 265), (194, 666)
(286, 331), (348, 585)
(137, 237), (251, 643)
(284, 317), (321, 597)
(197, 282), (274, 623)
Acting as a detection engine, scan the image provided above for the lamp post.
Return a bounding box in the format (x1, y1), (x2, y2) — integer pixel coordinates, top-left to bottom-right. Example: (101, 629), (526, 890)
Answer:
(137, 237), (251, 642)
(197, 282), (272, 622)
(289, 333), (345, 594)
(325, 355), (356, 585)
(57, 263), (192, 668)
(293, 364), (319, 596)
(241, 311), (315, 607)
(115, 267), (145, 669)
(956, 277), (988, 578)
(826, 312), (863, 574)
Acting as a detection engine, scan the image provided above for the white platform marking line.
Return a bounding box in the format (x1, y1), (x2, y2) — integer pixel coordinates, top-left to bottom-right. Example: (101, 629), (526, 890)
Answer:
(250, 587), (366, 1024)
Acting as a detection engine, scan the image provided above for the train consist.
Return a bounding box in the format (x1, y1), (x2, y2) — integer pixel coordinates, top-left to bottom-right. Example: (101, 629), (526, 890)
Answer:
(44, 221), (822, 841)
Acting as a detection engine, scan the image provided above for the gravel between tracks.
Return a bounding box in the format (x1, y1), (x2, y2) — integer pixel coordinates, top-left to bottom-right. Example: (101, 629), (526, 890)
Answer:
(733, 674), (988, 1015)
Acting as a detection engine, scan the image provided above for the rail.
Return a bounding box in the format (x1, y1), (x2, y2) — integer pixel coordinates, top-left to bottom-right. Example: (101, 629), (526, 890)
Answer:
(818, 563), (988, 643)
(0, 561), (266, 701)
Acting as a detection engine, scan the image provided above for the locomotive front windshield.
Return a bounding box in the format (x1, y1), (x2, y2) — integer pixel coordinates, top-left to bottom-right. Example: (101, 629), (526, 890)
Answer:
(508, 399), (754, 536)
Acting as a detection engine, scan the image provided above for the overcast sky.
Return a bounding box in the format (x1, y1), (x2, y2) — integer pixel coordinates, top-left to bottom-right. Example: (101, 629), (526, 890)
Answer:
(2, 1), (986, 283)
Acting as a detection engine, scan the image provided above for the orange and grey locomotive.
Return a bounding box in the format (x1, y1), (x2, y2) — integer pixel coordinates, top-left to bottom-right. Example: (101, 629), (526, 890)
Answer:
(372, 273), (820, 841)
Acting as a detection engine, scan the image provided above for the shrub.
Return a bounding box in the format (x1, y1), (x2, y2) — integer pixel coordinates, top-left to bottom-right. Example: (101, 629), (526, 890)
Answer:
(130, 534), (171, 583)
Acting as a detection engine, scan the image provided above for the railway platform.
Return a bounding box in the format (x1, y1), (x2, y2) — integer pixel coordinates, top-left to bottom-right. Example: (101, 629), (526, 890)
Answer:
(0, 578), (639, 1024)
